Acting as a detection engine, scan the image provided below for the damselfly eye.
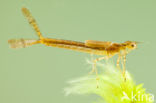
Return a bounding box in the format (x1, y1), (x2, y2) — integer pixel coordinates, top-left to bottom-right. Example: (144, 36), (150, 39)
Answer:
(131, 44), (135, 47)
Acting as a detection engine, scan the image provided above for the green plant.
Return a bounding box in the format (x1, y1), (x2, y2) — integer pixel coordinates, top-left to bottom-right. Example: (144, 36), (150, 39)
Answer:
(65, 62), (154, 103)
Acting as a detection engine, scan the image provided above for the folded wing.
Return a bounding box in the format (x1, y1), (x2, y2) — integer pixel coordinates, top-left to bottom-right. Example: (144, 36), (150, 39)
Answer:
(85, 40), (112, 49)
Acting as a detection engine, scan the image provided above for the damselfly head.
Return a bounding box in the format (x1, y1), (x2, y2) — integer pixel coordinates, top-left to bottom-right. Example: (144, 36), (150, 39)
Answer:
(124, 41), (138, 50)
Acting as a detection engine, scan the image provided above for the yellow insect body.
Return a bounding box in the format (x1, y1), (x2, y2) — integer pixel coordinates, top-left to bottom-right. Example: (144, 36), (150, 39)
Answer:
(8, 8), (138, 87)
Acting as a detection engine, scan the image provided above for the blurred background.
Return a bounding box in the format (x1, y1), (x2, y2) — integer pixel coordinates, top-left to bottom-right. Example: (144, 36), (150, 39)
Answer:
(1, 0), (156, 103)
